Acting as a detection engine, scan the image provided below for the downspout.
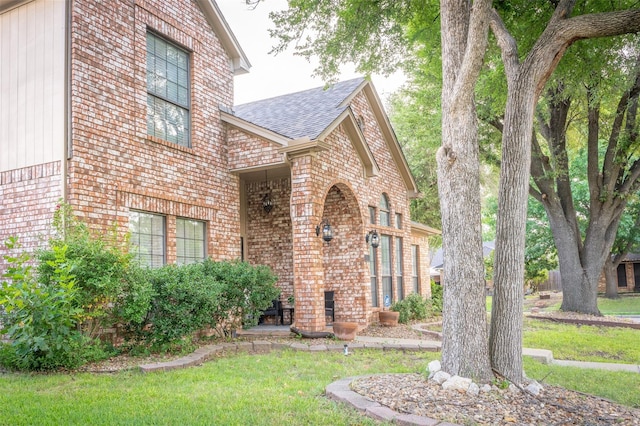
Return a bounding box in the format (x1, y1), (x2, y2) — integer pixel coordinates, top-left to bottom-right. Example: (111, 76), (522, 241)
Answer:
(62, 0), (72, 202)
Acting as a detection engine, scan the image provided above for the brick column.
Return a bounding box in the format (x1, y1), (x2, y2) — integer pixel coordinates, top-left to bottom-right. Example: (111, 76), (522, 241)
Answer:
(281, 140), (331, 332)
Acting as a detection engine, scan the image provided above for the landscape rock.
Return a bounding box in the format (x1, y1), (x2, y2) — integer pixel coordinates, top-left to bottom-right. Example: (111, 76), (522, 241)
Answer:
(442, 375), (472, 392)
(467, 382), (480, 396)
(431, 370), (451, 384)
(525, 380), (544, 396)
(427, 360), (441, 378)
(480, 384), (493, 393)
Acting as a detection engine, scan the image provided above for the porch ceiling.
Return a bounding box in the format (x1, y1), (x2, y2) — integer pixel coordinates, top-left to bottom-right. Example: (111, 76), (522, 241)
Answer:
(233, 164), (291, 182)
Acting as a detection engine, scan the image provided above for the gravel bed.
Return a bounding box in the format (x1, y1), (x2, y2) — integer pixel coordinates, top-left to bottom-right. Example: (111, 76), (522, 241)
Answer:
(351, 373), (640, 426)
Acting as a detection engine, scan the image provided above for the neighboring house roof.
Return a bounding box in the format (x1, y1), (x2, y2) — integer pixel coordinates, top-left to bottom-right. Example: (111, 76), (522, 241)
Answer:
(430, 241), (494, 270)
(622, 253), (640, 262)
(221, 77), (420, 197)
(410, 221), (441, 237)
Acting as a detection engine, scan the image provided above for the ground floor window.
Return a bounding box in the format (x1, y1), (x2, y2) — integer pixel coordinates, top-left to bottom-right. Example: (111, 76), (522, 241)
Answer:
(129, 211), (165, 268)
(381, 234), (393, 307)
(176, 218), (206, 265)
(369, 244), (378, 307)
(411, 244), (419, 293)
(395, 236), (403, 301)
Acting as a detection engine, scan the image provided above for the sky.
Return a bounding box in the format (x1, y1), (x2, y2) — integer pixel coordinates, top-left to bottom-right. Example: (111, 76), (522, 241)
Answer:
(217, 0), (406, 106)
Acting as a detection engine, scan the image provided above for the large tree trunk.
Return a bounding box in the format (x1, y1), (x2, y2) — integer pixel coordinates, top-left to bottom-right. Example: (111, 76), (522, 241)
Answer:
(437, 0), (493, 383)
(489, 74), (536, 384)
(603, 256), (619, 299)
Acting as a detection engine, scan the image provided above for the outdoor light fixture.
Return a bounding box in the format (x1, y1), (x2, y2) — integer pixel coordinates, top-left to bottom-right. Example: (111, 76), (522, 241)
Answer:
(262, 170), (273, 213)
(262, 193), (273, 213)
(315, 219), (333, 244)
(365, 230), (380, 248)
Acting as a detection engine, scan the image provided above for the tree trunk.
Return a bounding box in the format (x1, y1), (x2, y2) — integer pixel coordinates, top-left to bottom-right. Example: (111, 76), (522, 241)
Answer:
(437, 0), (493, 383)
(489, 75), (536, 384)
(603, 257), (619, 299)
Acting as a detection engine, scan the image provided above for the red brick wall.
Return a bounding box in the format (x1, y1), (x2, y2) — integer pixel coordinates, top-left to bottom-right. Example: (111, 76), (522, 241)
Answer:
(0, 162), (62, 267)
(245, 177), (294, 308)
(285, 90), (417, 329)
(67, 0), (240, 262)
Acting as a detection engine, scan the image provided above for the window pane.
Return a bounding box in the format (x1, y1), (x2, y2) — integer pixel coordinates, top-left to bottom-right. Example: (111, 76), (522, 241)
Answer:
(129, 211), (165, 268)
(379, 195), (390, 226)
(368, 206), (376, 225)
(369, 245), (378, 307)
(176, 218), (206, 265)
(147, 32), (190, 146)
(395, 213), (402, 229)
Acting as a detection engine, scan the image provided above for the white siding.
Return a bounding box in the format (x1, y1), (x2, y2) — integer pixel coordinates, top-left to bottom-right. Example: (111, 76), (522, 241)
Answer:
(0, 0), (65, 172)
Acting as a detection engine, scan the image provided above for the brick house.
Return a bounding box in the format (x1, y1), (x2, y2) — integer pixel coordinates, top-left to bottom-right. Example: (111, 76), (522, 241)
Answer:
(0, 0), (438, 333)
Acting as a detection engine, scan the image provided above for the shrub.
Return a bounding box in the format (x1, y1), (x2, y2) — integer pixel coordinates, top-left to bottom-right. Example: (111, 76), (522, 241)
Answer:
(137, 260), (279, 345)
(200, 259), (279, 332)
(37, 203), (132, 336)
(142, 263), (222, 345)
(391, 293), (432, 324)
(430, 281), (443, 313)
(0, 238), (86, 370)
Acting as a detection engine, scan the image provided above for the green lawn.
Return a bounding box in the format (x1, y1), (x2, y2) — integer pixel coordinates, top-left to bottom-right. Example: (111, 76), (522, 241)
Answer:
(523, 317), (640, 364)
(598, 294), (640, 315)
(0, 350), (425, 426)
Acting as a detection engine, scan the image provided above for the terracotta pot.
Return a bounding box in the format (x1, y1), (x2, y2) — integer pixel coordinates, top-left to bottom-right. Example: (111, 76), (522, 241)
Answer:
(332, 322), (359, 341)
(379, 311), (400, 327)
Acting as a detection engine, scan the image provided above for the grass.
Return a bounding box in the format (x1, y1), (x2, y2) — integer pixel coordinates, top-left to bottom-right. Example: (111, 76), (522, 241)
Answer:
(1, 342), (639, 424)
(0, 349), (429, 426)
(523, 317), (640, 364)
(523, 357), (640, 408)
(598, 294), (640, 315)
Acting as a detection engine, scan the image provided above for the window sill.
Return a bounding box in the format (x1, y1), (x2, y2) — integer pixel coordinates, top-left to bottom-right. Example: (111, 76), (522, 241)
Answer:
(146, 135), (196, 155)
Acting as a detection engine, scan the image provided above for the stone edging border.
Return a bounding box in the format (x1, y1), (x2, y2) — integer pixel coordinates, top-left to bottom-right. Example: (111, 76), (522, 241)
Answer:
(326, 375), (457, 426)
(138, 340), (439, 373)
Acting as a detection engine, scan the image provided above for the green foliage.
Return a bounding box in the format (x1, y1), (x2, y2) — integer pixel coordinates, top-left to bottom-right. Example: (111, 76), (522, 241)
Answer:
(131, 260), (279, 346)
(390, 293), (433, 324)
(0, 238), (86, 370)
(430, 281), (443, 313)
(37, 203), (133, 335)
(199, 259), (279, 332)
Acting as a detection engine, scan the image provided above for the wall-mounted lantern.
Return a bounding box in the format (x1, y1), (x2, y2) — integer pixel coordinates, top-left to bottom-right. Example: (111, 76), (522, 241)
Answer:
(262, 170), (273, 213)
(365, 230), (380, 248)
(316, 219), (333, 244)
(262, 193), (273, 213)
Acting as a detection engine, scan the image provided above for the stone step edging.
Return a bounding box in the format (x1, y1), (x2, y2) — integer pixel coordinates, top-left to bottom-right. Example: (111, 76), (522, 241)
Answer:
(138, 340), (440, 373)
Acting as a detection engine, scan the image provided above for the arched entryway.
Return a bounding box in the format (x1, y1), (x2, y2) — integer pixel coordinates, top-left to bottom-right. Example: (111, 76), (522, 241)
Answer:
(319, 183), (368, 326)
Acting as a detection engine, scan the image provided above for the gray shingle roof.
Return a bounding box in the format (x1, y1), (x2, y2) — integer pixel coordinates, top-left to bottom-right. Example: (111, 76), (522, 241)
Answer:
(231, 77), (365, 140)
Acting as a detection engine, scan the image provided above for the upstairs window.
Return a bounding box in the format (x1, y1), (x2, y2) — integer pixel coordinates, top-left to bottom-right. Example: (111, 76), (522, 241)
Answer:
(146, 32), (190, 147)
(379, 194), (390, 227)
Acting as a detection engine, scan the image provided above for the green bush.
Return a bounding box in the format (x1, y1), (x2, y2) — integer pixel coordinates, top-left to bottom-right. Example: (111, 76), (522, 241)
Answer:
(142, 263), (222, 345)
(391, 293), (432, 324)
(37, 204), (133, 336)
(0, 238), (86, 370)
(430, 281), (443, 313)
(200, 259), (279, 332)
(135, 260), (279, 345)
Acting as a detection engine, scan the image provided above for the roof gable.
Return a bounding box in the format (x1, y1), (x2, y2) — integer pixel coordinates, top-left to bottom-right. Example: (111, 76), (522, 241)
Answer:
(196, 0), (250, 75)
(222, 77), (419, 196)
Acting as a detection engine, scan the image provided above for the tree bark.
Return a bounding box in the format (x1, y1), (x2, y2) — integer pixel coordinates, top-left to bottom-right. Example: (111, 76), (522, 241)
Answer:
(603, 256), (619, 299)
(489, 4), (640, 379)
(437, 0), (493, 383)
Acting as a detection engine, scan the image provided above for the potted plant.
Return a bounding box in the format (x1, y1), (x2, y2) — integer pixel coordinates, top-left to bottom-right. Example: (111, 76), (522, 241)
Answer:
(332, 322), (359, 340)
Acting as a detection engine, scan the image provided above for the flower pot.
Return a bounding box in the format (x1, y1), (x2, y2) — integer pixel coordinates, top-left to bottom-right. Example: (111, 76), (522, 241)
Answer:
(332, 322), (359, 341)
(379, 311), (400, 327)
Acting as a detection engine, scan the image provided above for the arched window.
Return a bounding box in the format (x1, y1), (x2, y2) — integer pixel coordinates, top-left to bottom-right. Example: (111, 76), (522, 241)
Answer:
(379, 194), (390, 227)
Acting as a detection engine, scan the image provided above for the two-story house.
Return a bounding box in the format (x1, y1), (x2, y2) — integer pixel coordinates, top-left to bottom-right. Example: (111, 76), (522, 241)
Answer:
(0, 0), (438, 333)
